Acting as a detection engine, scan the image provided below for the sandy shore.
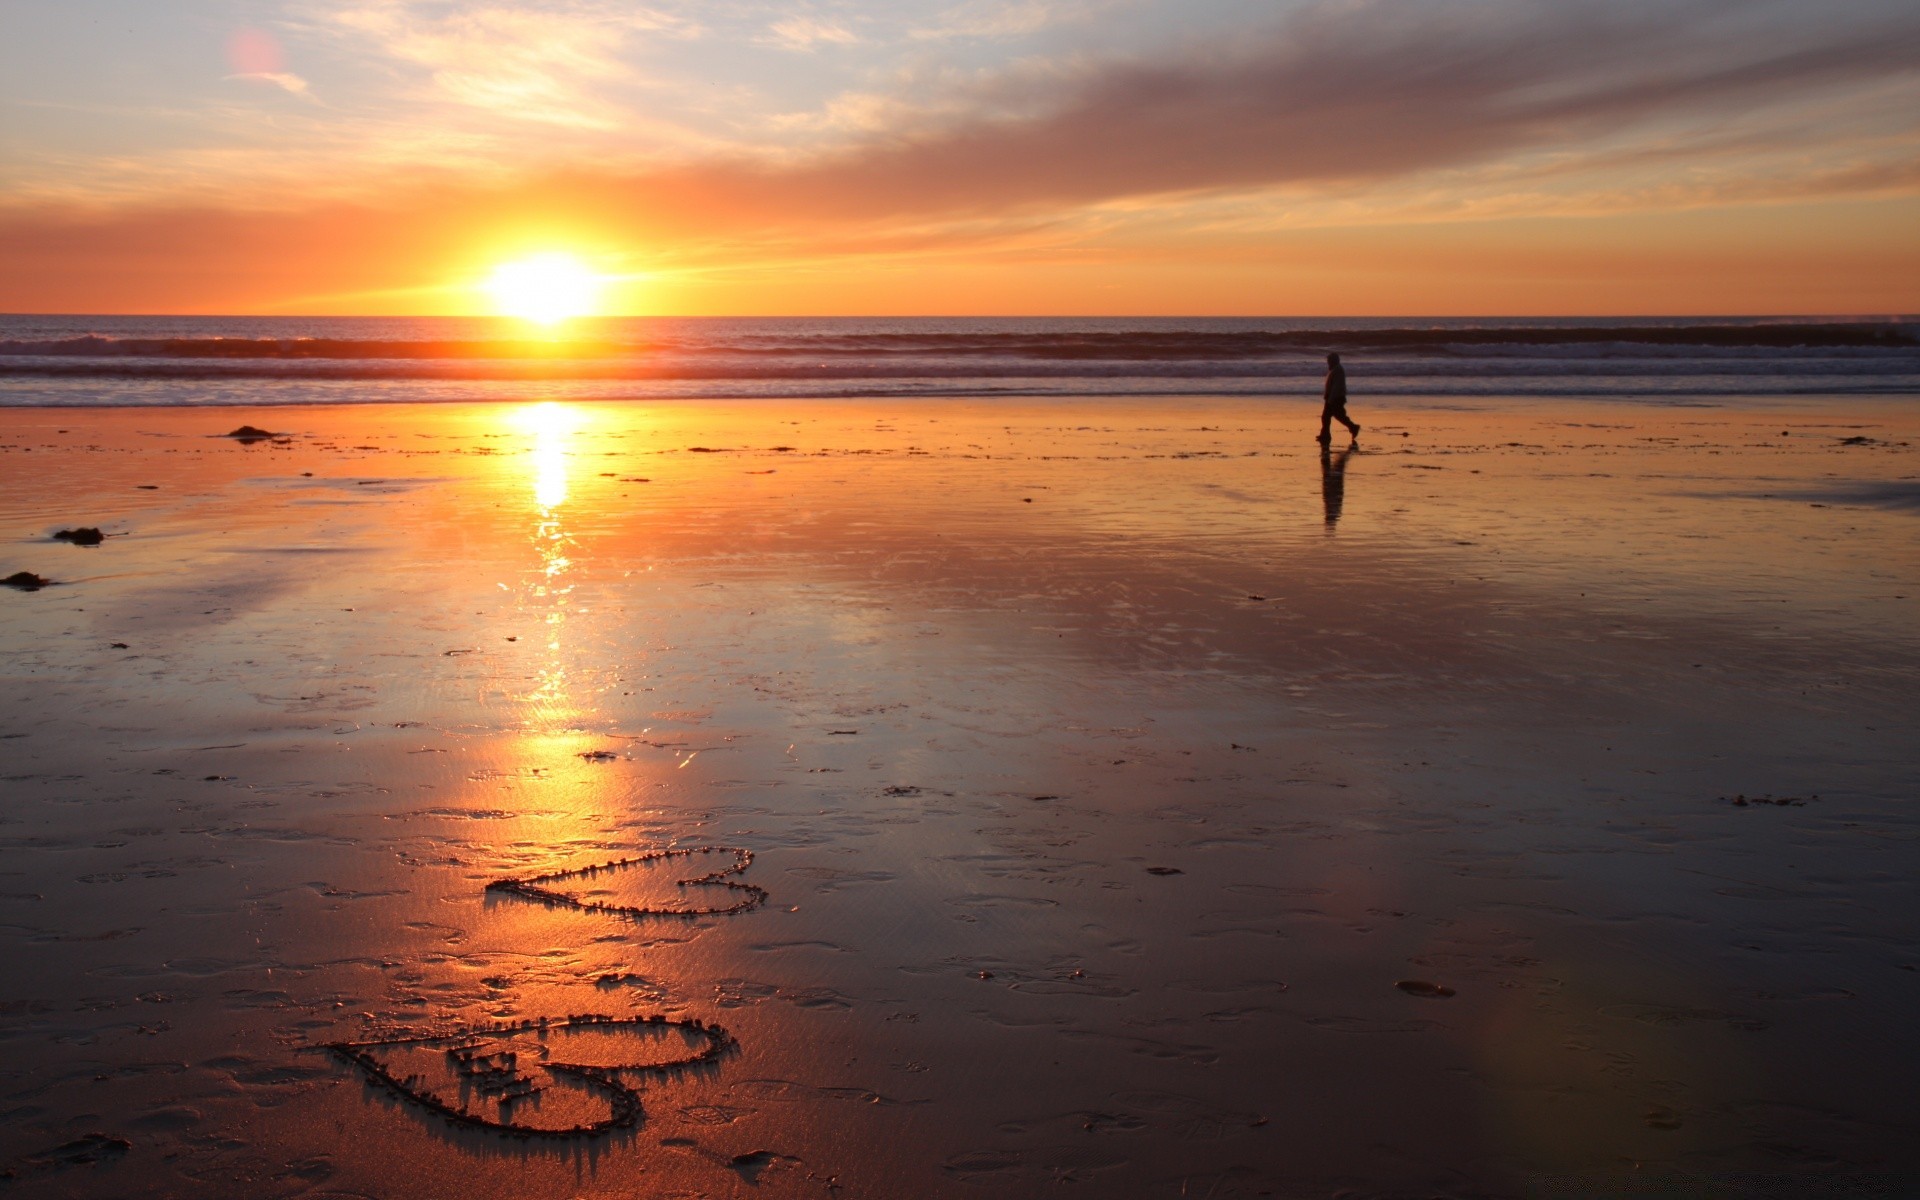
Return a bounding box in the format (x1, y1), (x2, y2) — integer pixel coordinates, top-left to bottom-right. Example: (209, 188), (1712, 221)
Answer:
(1, 396), (1916, 1198)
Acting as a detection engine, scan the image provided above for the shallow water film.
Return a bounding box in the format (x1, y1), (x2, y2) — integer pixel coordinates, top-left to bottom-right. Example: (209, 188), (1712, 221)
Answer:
(1, 397), (1916, 1198)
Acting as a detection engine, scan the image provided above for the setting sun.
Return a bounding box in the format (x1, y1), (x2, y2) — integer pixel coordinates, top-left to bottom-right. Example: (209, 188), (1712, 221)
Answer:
(483, 253), (601, 324)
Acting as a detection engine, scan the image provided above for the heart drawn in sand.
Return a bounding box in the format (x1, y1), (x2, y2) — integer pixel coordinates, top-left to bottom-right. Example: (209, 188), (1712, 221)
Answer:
(486, 845), (768, 918)
(326, 1014), (735, 1139)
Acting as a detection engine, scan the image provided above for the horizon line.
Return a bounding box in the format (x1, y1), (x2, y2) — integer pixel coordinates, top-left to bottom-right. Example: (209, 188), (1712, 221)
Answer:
(3, 312), (1917, 323)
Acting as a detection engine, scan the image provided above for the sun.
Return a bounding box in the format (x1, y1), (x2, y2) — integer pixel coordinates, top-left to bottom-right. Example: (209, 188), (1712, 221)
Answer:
(483, 253), (602, 325)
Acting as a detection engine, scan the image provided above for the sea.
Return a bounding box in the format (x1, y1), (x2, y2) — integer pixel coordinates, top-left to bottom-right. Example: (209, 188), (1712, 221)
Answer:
(1, 314), (1916, 408)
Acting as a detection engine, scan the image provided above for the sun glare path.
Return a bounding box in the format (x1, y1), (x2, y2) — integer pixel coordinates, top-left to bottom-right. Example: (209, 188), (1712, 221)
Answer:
(514, 401), (585, 512)
(484, 253), (602, 325)
(507, 402), (587, 729)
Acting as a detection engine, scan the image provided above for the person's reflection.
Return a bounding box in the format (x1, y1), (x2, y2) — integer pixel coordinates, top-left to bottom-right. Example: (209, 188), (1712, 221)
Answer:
(1320, 442), (1351, 528)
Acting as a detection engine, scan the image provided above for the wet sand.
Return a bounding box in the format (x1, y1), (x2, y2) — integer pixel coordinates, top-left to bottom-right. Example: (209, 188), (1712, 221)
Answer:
(1, 396), (1916, 1198)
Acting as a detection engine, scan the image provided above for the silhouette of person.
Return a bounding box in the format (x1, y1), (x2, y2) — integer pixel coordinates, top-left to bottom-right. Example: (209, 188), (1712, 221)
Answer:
(1320, 442), (1351, 527)
(1318, 352), (1360, 443)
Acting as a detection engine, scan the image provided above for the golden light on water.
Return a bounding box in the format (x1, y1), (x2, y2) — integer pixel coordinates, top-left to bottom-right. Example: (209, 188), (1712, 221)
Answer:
(516, 400), (585, 511)
(484, 253), (602, 325)
(510, 402), (587, 726)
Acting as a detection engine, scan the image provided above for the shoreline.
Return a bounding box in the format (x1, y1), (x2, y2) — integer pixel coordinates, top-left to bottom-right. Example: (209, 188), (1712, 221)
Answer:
(4, 386), (1920, 411)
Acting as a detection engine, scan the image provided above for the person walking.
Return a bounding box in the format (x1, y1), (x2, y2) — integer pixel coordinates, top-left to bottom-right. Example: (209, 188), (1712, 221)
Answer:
(1318, 352), (1360, 443)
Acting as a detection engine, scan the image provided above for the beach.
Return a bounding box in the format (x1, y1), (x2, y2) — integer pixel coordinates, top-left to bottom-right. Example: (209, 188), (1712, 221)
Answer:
(2, 395), (1917, 1198)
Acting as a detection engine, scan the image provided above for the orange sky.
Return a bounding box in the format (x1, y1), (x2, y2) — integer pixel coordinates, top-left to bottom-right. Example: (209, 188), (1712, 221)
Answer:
(3, 0), (1917, 315)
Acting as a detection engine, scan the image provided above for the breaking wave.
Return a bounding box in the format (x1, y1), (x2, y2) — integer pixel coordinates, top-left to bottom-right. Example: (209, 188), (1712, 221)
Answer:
(1, 315), (1915, 404)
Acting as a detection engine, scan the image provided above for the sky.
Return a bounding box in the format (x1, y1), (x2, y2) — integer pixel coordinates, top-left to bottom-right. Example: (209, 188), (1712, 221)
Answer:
(1, 0), (1917, 316)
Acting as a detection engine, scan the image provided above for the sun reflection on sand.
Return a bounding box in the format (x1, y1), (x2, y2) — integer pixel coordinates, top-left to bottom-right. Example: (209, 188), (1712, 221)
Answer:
(522, 400), (584, 511)
(512, 402), (588, 729)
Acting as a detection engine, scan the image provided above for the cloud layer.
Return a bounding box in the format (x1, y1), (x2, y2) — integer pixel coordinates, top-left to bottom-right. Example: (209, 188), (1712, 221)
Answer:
(694, 0), (1920, 217)
(2, 0), (1917, 311)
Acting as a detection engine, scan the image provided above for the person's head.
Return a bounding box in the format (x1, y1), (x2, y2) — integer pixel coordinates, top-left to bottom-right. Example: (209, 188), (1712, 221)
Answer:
(1327, 352), (1341, 367)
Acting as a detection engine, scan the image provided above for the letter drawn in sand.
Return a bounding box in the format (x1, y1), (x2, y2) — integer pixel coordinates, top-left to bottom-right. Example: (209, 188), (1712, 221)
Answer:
(326, 849), (769, 1138)
(486, 845), (769, 918)
(325, 1014), (736, 1138)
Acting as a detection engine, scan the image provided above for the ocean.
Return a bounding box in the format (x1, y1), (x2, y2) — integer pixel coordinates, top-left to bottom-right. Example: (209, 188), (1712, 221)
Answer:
(1, 314), (1916, 407)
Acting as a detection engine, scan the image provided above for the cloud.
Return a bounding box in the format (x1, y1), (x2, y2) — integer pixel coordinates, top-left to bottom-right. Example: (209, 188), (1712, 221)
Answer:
(742, 0), (1920, 217)
(910, 0), (1116, 41)
(314, 0), (699, 127)
(4, 0), (1919, 310)
(221, 26), (319, 101)
(228, 71), (317, 99)
(765, 16), (863, 51)
(24, 0), (1920, 214)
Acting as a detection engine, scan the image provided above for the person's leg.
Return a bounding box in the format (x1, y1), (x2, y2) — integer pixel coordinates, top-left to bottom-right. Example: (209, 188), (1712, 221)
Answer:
(1318, 406), (1334, 441)
(1339, 409), (1360, 437)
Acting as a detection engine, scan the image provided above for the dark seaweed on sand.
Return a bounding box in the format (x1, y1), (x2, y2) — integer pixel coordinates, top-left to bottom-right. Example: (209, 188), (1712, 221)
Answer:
(3, 571), (52, 591)
(486, 845), (768, 918)
(52, 527), (105, 545)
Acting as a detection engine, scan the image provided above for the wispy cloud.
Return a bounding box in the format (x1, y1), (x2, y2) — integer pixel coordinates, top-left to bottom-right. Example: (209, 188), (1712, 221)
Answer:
(911, 0), (1119, 42)
(220, 26), (321, 101)
(765, 15), (863, 51)
(227, 71), (318, 99)
(314, 0), (700, 127)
